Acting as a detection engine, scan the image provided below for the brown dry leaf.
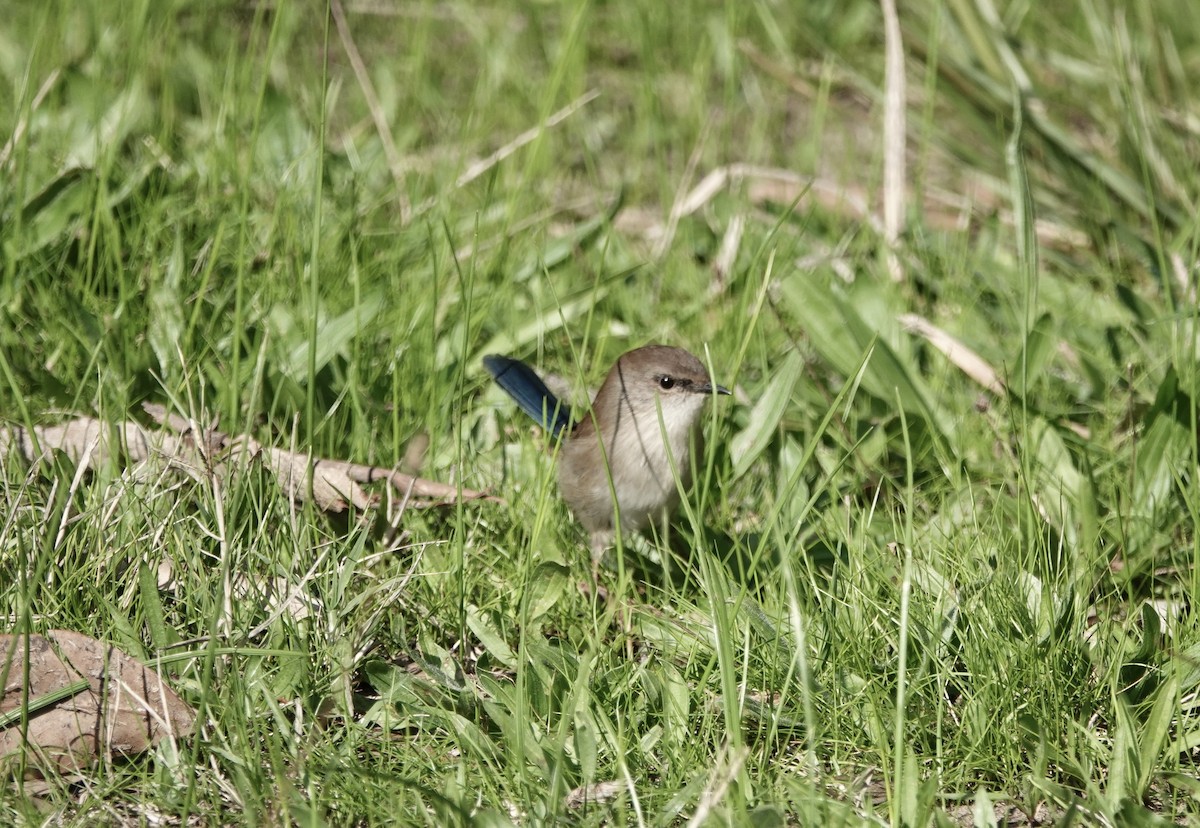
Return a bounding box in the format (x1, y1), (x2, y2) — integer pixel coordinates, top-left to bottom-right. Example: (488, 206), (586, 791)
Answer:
(340, 462), (494, 502)
(144, 403), (494, 506)
(0, 631), (195, 777)
(899, 313), (1006, 396)
(233, 574), (321, 625)
(225, 435), (373, 512)
(711, 213), (745, 296)
(0, 413), (210, 477)
(2, 406), (495, 512)
(138, 403), (226, 465)
(565, 779), (624, 809)
(0, 418), (157, 470)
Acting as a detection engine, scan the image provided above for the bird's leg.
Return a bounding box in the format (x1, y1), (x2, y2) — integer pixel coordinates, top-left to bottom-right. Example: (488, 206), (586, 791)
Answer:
(582, 529), (614, 598)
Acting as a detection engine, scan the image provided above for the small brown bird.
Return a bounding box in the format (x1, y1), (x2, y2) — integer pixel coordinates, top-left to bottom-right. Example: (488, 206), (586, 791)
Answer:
(485, 345), (730, 555)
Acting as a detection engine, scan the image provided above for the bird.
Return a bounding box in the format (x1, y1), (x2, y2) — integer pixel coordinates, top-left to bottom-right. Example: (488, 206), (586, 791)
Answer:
(484, 345), (730, 559)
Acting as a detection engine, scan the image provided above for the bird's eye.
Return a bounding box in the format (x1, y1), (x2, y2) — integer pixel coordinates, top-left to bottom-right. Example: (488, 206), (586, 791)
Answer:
(658, 376), (675, 390)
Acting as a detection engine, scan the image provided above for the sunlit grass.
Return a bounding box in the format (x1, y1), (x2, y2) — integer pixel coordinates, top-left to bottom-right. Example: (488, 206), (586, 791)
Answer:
(1, 0), (1199, 825)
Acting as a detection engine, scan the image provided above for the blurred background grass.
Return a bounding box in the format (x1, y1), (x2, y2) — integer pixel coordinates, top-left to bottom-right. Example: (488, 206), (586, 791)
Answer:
(2, 0), (1199, 824)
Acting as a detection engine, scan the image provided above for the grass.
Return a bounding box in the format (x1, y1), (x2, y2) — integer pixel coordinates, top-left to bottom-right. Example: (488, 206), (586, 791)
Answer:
(2, 0), (1200, 824)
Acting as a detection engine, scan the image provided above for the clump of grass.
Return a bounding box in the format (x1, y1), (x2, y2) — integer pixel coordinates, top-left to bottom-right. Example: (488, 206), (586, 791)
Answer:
(1, 0), (1199, 825)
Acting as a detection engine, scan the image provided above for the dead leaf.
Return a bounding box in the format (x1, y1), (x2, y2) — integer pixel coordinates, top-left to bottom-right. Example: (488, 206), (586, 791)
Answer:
(224, 435), (373, 512)
(144, 404), (495, 507)
(1, 405), (497, 513)
(565, 779), (623, 809)
(899, 313), (1006, 396)
(0, 417), (145, 470)
(233, 573), (321, 625)
(0, 631), (195, 777)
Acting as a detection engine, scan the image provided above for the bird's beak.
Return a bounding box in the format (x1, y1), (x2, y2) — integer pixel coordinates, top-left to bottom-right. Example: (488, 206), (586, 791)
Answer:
(698, 382), (732, 396)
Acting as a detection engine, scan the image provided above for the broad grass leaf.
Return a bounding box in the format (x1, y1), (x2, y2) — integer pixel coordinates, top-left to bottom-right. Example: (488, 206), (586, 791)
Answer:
(1015, 312), (1055, 398)
(658, 663), (691, 741)
(747, 805), (787, 827)
(1036, 272), (1133, 396)
(1123, 417), (1188, 565)
(476, 673), (545, 771)
(279, 292), (383, 382)
(522, 562), (569, 621)
(521, 638), (578, 691)
(1013, 571), (1073, 644)
(474, 291), (608, 365)
(63, 85), (150, 169)
(730, 349), (804, 480)
(360, 660), (502, 768)
(1026, 417), (1091, 548)
(1134, 673), (1178, 798)
(465, 606), (517, 669)
(908, 557), (960, 635)
(1109, 692), (1138, 803)
(898, 747), (939, 828)
(148, 231), (187, 376)
(138, 562), (179, 651)
(360, 659), (423, 710)
(445, 708), (505, 768)
(267, 650), (309, 703)
(971, 788), (998, 828)
(781, 274), (951, 440)
(1133, 370), (1190, 521)
(13, 167), (94, 260)
(18, 166), (91, 220)
(573, 707), (598, 781)
(779, 273), (862, 382)
(106, 157), (161, 209)
(254, 94), (319, 194)
(840, 308), (951, 441)
(511, 211), (616, 283)
(0, 631), (194, 776)
(1163, 771), (1200, 798)
(1039, 271), (1131, 330)
(471, 810), (518, 828)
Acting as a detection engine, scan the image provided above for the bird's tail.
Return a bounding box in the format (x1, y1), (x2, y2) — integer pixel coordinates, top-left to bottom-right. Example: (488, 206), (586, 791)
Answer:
(483, 354), (572, 438)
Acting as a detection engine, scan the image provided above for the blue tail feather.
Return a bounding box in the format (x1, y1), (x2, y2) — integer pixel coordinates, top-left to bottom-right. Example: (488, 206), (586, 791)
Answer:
(484, 354), (572, 438)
